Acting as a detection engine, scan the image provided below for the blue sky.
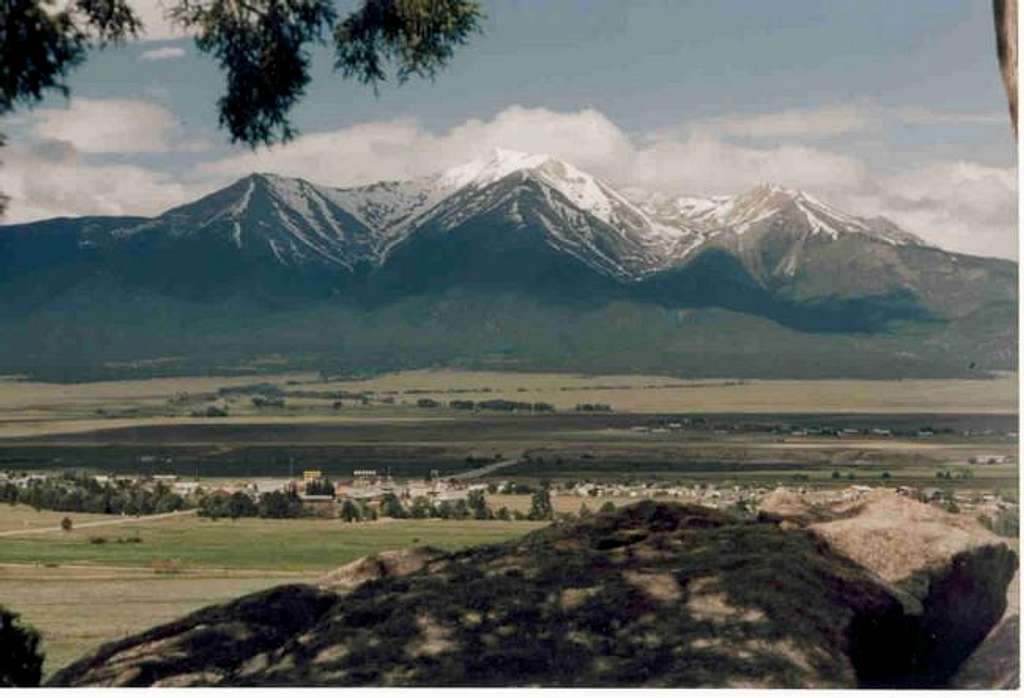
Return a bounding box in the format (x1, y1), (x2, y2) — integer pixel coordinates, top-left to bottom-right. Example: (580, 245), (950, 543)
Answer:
(1, 0), (1017, 258)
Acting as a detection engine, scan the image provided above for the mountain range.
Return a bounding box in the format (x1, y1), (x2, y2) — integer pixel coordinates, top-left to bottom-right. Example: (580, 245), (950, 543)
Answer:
(0, 149), (1016, 380)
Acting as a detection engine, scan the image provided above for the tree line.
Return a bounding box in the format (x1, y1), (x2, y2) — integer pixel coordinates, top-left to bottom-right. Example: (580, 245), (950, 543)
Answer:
(197, 490), (304, 519)
(0, 473), (187, 516)
(196, 487), (563, 522)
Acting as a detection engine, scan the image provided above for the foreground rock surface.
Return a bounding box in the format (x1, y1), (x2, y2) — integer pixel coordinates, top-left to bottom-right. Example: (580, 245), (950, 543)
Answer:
(759, 487), (1019, 686)
(50, 500), (1016, 688)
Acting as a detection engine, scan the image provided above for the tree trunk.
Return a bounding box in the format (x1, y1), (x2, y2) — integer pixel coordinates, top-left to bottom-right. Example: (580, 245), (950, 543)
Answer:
(995, 0), (1018, 139)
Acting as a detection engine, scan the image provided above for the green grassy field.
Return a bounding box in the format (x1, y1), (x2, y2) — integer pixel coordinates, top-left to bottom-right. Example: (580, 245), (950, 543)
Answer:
(0, 505), (123, 531)
(0, 509), (541, 571)
(0, 505), (542, 677)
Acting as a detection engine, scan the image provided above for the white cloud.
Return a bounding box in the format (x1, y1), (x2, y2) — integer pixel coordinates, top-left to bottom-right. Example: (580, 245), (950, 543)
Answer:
(200, 105), (868, 199)
(842, 162), (1018, 259)
(128, 0), (188, 41)
(891, 107), (1007, 126)
(3, 103), (1017, 259)
(29, 98), (208, 154)
(139, 46), (186, 61)
(648, 103), (1010, 143)
(627, 135), (867, 195)
(198, 106), (635, 186)
(0, 141), (195, 221)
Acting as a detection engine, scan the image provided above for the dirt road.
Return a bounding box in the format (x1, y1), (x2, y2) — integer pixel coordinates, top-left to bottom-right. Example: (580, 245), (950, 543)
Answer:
(0, 509), (196, 537)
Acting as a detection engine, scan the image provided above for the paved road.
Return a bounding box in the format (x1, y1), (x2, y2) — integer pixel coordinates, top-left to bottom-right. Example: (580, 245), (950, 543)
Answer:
(450, 458), (522, 481)
(0, 509), (197, 537)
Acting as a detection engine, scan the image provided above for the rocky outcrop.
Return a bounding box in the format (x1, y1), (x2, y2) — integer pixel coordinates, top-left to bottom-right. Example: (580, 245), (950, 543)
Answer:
(951, 566), (1019, 689)
(49, 500), (1017, 688)
(316, 547), (447, 593)
(759, 487), (1018, 687)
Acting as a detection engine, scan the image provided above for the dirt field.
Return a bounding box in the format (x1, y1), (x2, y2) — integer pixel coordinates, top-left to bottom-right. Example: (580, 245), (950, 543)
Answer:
(0, 564), (307, 677)
(310, 369), (1018, 414)
(0, 370), (1015, 442)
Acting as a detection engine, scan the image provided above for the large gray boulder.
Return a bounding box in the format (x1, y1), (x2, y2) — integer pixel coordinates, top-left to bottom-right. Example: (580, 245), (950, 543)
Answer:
(759, 487), (1018, 686)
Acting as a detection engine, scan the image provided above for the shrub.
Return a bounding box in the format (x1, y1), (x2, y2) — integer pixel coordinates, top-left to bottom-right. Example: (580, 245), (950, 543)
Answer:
(529, 490), (553, 521)
(88, 536), (107, 545)
(979, 509), (1020, 538)
(409, 496), (434, 519)
(152, 558), (184, 574)
(467, 490), (491, 520)
(0, 605), (43, 687)
(340, 499), (362, 522)
(380, 493), (408, 519)
(60, 516), (72, 532)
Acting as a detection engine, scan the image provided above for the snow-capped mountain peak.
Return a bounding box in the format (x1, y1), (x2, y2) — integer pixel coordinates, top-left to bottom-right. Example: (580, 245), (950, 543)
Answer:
(439, 148), (554, 190)
(111, 151), (931, 281)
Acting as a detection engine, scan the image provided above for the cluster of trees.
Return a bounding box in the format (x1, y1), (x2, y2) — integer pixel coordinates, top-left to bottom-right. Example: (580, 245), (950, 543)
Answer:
(198, 490), (304, 519)
(190, 405), (229, 417)
(219, 383), (283, 397)
(338, 499), (379, 522)
(421, 399), (557, 412)
(475, 400), (555, 413)
(372, 491), (496, 520)
(251, 395), (286, 408)
(574, 404), (613, 412)
(338, 488), (557, 522)
(0, 473), (187, 515)
(936, 469), (973, 480)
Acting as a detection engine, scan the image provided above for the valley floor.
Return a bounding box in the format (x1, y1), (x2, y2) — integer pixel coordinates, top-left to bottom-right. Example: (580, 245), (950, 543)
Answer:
(0, 369), (1016, 680)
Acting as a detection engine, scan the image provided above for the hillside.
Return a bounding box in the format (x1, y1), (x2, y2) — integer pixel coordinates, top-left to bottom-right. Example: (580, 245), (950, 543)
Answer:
(48, 496), (1017, 688)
